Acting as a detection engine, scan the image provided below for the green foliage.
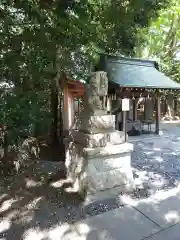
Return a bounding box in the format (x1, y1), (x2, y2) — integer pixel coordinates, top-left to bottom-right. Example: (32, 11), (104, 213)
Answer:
(161, 58), (180, 84)
(134, 0), (180, 84)
(0, 0), (169, 145)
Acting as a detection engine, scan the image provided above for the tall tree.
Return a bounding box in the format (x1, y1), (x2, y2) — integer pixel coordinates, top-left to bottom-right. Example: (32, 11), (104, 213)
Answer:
(134, 0), (180, 118)
(135, 0), (180, 60)
(0, 0), (169, 145)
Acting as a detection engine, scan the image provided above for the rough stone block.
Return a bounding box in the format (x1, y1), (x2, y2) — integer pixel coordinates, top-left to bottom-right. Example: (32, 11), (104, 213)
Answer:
(71, 130), (125, 148)
(79, 115), (115, 133)
(84, 142), (133, 159)
(87, 168), (134, 193)
(65, 142), (87, 183)
(90, 151), (131, 172)
(87, 162), (97, 176)
(65, 142), (134, 195)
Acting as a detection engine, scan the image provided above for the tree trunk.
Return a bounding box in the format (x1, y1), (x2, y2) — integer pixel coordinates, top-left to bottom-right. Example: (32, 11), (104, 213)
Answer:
(3, 129), (8, 160)
(59, 93), (65, 144)
(50, 47), (64, 147)
(50, 80), (59, 146)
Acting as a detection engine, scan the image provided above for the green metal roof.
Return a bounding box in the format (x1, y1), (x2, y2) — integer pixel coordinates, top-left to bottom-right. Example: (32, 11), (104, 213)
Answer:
(96, 54), (180, 89)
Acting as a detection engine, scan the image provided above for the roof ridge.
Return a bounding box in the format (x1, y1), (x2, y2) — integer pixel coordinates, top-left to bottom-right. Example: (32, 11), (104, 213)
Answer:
(101, 54), (156, 66)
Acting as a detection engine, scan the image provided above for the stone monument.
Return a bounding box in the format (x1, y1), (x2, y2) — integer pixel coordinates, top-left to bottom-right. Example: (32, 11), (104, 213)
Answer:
(65, 71), (134, 196)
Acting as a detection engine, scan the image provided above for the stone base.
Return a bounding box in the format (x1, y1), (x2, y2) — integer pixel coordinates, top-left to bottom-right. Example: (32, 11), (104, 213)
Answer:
(71, 130), (125, 148)
(86, 144), (134, 194)
(66, 142), (134, 196)
(79, 115), (115, 133)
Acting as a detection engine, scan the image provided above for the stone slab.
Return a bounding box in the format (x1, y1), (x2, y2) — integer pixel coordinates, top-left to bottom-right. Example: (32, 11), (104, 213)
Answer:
(132, 190), (180, 228)
(79, 115), (115, 133)
(144, 223), (180, 240)
(86, 150), (134, 194)
(71, 130), (125, 148)
(75, 206), (161, 240)
(89, 151), (132, 172)
(84, 142), (133, 159)
(66, 142), (134, 194)
(87, 167), (134, 193)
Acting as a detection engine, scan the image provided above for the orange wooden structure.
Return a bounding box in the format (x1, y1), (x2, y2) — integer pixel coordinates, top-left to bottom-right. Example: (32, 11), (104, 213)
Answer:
(66, 78), (85, 98)
(63, 77), (85, 131)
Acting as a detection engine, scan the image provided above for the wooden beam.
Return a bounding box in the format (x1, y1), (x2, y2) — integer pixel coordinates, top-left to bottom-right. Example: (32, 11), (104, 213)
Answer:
(115, 90), (151, 98)
(155, 94), (161, 135)
(68, 88), (84, 92)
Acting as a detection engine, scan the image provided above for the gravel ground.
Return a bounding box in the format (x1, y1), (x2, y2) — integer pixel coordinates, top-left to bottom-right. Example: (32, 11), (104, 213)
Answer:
(0, 122), (180, 239)
(131, 123), (180, 195)
(0, 160), (124, 239)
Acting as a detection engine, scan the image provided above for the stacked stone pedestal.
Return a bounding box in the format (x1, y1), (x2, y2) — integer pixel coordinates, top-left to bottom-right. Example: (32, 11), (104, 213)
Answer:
(66, 115), (134, 195)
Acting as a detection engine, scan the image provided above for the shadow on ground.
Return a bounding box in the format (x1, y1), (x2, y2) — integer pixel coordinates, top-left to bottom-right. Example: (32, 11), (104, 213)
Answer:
(131, 132), (180, 195)
(1, 123), (180, 239)
(0, 161), (84, 240)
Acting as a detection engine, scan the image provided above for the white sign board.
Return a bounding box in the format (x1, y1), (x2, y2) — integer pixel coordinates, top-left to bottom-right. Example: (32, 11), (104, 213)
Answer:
(122, 98), (130, 111)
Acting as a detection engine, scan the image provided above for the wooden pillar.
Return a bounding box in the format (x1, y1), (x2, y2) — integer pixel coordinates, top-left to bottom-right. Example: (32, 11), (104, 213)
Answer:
(68, 94), (74, 128)
(144, 97), (146, 119)
(132, 99), (137, 121)
(63, 85), (69, 131)
(165, 99), (167, 113)
(155, 95), (161, 134)
(144, 98), (153, 120)
(128, 99), (133, 120)
(123, 111), (127, 141)
(116, 98), (122, 130)
(174, 98), (178, 115)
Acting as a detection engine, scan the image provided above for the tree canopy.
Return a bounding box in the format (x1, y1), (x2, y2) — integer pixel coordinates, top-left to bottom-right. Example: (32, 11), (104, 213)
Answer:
(0, 0), (170, 143)
(134, 0), (180, 82)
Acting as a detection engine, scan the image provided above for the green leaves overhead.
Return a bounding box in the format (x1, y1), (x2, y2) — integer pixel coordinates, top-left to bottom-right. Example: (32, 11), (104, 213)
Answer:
(1, 0), (170, 77)
(0, 0), (169, 143)
(134, 0), (180, 84)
